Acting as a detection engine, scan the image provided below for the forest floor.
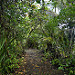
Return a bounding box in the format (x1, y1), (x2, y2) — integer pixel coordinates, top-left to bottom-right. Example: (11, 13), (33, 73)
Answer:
(14, 49), (64, 75)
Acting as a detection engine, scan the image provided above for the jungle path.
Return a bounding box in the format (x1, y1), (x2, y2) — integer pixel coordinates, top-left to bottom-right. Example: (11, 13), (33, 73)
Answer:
(14, 49), (64, 75)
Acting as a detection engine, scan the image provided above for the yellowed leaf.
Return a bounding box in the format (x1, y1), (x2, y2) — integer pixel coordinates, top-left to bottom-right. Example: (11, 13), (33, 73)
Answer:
(32, 64), (34, 66)
(23, 66), (24, 67)
(18, 72), (23, 74)
(15, 71), (17, 73)
(21, 60), (23, 62)
(35, 65), (39, 67)
(23, 69), (26, 72)
(24, 62), (26, 64)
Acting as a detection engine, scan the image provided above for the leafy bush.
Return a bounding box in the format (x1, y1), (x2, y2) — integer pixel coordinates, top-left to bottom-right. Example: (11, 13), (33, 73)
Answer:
(25, 36), (38, 49)
(58, 54), (75, 75)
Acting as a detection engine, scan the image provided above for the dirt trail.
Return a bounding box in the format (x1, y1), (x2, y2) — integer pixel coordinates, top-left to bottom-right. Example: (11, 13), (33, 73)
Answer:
(14, 49), (64, 75)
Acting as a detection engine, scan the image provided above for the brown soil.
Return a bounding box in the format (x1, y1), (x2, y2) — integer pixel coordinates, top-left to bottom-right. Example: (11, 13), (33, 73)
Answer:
(14, 49), (64, 75)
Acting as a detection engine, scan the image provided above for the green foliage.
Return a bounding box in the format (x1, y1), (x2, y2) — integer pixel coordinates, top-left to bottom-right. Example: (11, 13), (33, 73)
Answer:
(44, 52), (50, 59)
(0, 0), (75, 74)
(52, 58), (60, 66)
(58, 55), (75, 75)
(25, 36), (38, 49)
(0, 54), (20, 74)
(0, 0), (27, 74)
(36, 0), (40, 3)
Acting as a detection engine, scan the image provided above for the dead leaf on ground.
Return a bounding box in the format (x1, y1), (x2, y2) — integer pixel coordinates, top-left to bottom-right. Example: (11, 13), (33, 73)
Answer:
(18, 72), (23, 74)
(35, 65), (40, 67)
(23, 69), (26, 72)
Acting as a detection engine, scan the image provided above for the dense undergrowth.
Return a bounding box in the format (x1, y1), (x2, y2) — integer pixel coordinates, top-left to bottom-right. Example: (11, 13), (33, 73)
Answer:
(0, 0), (75, 74)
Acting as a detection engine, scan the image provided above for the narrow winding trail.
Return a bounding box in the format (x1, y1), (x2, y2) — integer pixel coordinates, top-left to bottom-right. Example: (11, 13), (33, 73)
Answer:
(14, 49), (64, 75)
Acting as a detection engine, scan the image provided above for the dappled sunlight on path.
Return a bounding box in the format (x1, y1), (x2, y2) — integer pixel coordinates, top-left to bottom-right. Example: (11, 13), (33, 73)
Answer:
(14, 49), (64, 75)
